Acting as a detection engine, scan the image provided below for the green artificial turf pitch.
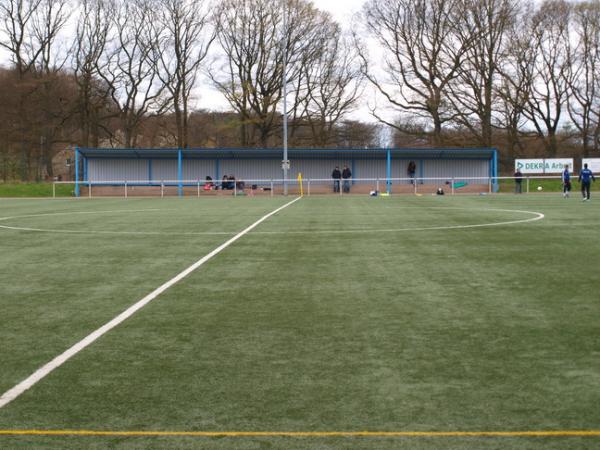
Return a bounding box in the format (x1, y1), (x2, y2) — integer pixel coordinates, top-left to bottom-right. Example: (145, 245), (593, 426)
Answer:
(0, 195), (599, 450)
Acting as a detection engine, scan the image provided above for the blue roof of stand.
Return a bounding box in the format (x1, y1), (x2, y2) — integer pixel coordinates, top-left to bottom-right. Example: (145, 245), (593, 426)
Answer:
(77, 147), (496, 160)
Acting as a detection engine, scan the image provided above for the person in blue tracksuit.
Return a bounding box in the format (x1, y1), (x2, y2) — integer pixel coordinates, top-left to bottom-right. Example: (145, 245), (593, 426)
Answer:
(578, 163), (595, 201)
(562, 165), (571, 198)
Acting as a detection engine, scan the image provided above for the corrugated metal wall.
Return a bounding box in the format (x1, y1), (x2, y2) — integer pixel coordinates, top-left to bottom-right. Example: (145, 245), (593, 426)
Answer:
(88, 159), (147, 181)
(152, 160), (177, 181)
(421, 159), (488, 181)
(391, 160), (409, 179)
(356, 159), (387, 179)
(218, 159), (387, 181)
(182, 160), (214, 181)
(285, 160), (354, 180)
(219, 159), (280, 180)
(88, 157), (489, 183)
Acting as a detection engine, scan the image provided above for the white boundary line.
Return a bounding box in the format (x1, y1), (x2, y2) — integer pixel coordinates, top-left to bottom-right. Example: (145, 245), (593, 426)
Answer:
(254, 209), (545, 234)
(0, 196), (301, 409)
(0, 208), (231, 236)
(0, 208), (544, 236)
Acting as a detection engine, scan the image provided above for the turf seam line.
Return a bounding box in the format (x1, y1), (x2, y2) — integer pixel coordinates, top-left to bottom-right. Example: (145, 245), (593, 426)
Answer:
(0, 429), (599, 438)
(0, 196), (302, 409)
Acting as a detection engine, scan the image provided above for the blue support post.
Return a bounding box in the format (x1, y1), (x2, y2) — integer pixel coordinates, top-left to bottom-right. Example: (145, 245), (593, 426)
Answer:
(386, 148), (391, 194)
(83, 156), (88, 182)
(177, 149), (183, 197)
(75, 147), (80, 197)
(489, 155), (493, 191)
(492, 148), (499, 192)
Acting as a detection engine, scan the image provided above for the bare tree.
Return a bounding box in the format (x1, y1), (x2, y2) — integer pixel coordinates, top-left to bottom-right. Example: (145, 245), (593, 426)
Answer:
(154, 0), (216, 149)
(96, 0), (168, 147)
(0, 69), (21, 180)
(335, 120), (379, 148)
(211, 0), (277, 146)
(1, 0), (44, 180)
(495, 2), (537, 159)
(568, 0), (600, 156)
(0, 0), (71, 179)
(211, 0), (327, 147)
(447, 0), (519, 147)
(0, 0), (70, 73)
(72, 0), (115, 147)
(32, 0), (70, 74)
(34, 0), (72, 178)
(521, 0), (573, 156)
(0, 0), (44, 76)
(300, 26), (363, 146)
(358, 0), (477, 146)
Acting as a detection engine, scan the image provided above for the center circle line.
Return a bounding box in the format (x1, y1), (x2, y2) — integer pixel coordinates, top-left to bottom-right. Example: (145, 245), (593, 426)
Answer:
(0, 208), (544, 236)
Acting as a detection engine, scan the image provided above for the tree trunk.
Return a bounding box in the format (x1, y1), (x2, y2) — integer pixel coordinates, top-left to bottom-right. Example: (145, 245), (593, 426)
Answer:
(174, 103), (184, 148)
(182, 99), (189, 149)
(432, 114), (443, 146)
(546, 131), (558, 157)
(483, 79), (494, 147)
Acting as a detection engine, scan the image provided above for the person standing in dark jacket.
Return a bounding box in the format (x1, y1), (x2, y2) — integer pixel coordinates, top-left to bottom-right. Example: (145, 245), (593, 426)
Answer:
(407, 161), (416, 184)
(342, 165), (352, 193)
(514, 169), (523, 194)
(332, 166), (341, 193)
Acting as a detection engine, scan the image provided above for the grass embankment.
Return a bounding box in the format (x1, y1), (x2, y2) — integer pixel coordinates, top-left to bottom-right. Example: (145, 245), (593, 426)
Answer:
(0, 183), (73, 197)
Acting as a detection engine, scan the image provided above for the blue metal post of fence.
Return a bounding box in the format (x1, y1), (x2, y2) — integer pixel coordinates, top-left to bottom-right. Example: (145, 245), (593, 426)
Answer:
(177, 149), (183, 197)
(386, 148), (392, 194)
(492, 148), (499, 192)
(74, 147), (80, 197)
(83, 155), (88, 183)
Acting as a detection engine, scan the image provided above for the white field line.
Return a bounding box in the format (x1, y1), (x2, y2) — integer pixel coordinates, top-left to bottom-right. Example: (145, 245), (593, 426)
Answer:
(0, 208), (236, 236)
(0, 196), (301, 409)
(0, 224), (234, 236)
(0, 208), (173, 222)
(253, 209), (545, 235)
(0, 208), (545, 236)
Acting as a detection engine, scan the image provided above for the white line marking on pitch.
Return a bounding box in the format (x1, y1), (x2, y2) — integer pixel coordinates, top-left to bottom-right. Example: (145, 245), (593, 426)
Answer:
(0, 208), (170, 221)
(0, 209), (234, 236)
(253, 209), (545, 234)
(0, 208), (544, 236)
(0, 197), (301, 409)
(0, 224), (234, 236)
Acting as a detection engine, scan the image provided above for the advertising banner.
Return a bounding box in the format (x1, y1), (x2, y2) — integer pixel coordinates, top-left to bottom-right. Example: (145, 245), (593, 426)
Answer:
(515, 158), (573, 174)
(582, 158), (600, 173)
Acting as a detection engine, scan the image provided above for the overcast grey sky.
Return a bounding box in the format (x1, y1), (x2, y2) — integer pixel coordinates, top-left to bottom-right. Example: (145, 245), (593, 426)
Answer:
(318, 0), (366, 23)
